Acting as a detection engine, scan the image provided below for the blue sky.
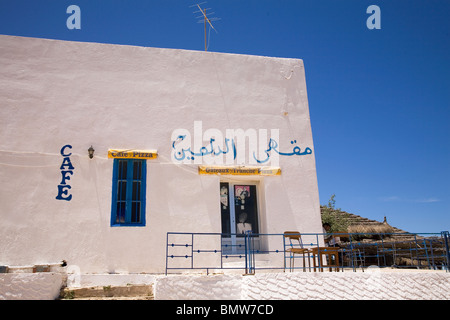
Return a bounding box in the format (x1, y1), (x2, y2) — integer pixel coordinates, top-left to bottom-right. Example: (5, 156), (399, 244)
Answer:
(1, 0), (449, 233)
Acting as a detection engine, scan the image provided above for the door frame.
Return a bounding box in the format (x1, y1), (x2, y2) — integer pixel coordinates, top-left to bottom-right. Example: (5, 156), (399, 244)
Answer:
(220, 178), (262, 254)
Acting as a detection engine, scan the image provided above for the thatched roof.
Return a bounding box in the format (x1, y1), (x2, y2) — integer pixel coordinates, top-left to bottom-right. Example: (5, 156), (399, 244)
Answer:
(320, 206), (415, 242)
(320, 207), (447, 268)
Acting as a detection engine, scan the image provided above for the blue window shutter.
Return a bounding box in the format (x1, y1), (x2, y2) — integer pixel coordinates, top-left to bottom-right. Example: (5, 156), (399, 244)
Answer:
(111, 159), (146, 227)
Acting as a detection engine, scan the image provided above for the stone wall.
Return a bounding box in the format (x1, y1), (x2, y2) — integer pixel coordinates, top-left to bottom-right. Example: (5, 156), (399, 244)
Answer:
(155, 271), (450, 300)
(2, 271), (448, 300)
(0, 273), (63, 300)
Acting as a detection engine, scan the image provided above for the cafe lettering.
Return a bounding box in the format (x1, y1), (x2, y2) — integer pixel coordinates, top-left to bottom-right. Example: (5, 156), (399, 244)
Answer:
(56, 144), (74, 201)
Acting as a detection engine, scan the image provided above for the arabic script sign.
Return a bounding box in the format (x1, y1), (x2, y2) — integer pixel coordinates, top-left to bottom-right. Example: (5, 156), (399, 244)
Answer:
(171, 121), (312, 166)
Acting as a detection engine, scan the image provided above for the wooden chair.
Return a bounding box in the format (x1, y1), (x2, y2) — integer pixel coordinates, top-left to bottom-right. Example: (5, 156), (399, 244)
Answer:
(284, 231), (311, 272)
(310, 247), (340, 272)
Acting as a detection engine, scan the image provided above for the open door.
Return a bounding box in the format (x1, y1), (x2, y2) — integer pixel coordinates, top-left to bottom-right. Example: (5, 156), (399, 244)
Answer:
(220, 182), (260, 253)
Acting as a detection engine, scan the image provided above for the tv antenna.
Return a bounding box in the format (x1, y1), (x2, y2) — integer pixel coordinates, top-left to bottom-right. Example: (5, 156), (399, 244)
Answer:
(190, 2), (221, 51)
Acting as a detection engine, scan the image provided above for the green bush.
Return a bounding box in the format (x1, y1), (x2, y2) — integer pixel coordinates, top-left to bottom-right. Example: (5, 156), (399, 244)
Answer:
(321, 194), (350, 233)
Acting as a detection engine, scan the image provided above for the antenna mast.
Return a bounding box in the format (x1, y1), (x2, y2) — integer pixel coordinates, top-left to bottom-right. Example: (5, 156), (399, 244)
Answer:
(190, 2), (220, 51)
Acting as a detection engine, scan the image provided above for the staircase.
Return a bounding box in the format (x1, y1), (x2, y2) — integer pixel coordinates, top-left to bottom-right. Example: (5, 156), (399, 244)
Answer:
(60, 284), (154, 300)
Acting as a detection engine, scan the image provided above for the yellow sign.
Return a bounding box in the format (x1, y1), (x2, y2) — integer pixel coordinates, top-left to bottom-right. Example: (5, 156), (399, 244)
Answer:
(108, 149), (158, 159)
(198, 166), (281, 176)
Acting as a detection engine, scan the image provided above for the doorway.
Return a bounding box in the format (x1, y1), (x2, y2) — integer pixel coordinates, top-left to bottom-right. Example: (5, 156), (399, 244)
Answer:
(220, 181), (260, 254)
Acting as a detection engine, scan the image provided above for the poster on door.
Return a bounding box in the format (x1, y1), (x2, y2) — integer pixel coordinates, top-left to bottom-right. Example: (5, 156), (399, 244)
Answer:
(234, 185), (258, 236)
(220, 185), (228, 208)
(235, 186), (250, 199)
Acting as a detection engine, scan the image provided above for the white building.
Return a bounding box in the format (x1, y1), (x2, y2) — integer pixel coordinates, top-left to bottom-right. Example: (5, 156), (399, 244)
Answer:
(0, 35), (321, 274)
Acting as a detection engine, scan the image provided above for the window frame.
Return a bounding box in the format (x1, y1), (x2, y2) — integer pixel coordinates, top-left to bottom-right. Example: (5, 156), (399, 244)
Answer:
(110, 158), (147, 227)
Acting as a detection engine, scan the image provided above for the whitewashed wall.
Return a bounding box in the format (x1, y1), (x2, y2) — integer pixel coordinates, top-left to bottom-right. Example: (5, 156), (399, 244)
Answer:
(0, 273), (63, 300)
(155, 271), (450, 300)
(2, 271), (448, 300)
(0, 35), (320, 273)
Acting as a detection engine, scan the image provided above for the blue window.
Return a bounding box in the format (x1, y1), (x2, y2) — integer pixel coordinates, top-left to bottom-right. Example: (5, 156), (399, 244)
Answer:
(111, 159), (146, 226)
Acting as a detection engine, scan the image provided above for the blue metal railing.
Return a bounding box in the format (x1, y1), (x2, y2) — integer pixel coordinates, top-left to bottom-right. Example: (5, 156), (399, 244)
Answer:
(165, 231), (450, 275)
(165, 231), (264, 275)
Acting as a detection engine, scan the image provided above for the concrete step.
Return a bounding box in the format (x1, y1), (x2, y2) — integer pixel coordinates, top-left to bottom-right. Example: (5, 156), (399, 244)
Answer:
(60, 284), (153, 300)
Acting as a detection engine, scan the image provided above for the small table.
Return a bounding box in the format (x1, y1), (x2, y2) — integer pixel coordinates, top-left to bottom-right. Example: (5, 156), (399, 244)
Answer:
(310, 247), (340, 272)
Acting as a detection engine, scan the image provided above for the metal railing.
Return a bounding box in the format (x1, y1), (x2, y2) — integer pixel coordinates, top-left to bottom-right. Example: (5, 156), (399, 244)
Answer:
(165, 231), (258, 275)
(165, 231), (450, 275)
